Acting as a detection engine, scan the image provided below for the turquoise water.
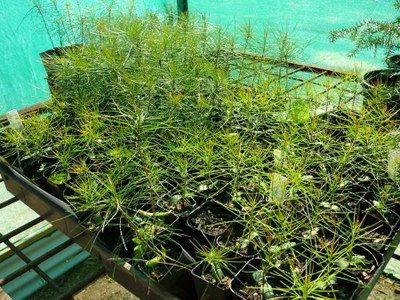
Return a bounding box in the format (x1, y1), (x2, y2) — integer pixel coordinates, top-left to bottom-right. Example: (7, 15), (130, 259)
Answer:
(0, 0), (396, 114)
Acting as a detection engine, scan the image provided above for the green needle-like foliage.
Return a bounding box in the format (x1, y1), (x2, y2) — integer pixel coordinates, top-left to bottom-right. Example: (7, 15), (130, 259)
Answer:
(1, 2), (399, 297)
(330, 0), (400, 57)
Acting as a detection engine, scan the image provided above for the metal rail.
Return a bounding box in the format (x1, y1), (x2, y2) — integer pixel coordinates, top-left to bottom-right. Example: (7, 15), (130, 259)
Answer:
(0, 197), (18, 209)
(0, 232), (65, 295)
(1, 239), (74, 286)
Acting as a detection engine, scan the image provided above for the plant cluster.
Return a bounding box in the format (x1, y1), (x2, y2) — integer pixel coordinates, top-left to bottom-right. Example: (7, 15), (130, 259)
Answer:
(1, 3), (400, 298)
(330, 0), (400, 59)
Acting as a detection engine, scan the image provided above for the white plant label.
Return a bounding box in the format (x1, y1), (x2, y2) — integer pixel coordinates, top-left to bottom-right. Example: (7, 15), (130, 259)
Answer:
(270, 173), (288, 204)
(6, 109), (24, 131)
(273, 149), (283, 168)
(388, 149), (400, 181)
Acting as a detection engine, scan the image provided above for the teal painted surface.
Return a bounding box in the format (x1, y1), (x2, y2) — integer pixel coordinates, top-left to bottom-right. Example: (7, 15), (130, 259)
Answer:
(1, 0), (396, 114)
(0, 0), (53, 114)
(0, 0), (168, 115)
(0, 230), (89, 300)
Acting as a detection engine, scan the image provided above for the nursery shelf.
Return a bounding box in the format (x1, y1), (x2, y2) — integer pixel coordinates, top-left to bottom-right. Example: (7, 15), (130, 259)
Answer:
(0, 57), (398, 299)
(0, 161), (176, 300)
(2, 159), (398, 299)
(0, 176), (107, 300)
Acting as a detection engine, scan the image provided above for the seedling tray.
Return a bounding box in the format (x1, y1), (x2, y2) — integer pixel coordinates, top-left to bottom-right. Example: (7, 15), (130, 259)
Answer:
(2, 155), (399, 300)
(0, 57), (398, 299)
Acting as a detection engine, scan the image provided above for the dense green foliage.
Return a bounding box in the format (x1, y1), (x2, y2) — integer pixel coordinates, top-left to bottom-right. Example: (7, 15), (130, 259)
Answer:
(1, 5), (400, 298)
(330, 0), (400, 57)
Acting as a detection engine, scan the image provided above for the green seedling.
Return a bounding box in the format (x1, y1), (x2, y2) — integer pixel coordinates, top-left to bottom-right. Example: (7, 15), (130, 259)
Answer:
(252, 269), (275, 298)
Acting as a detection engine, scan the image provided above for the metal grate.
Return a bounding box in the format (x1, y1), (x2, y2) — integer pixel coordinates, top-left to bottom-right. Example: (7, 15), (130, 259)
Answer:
(0, 180), (105, 299)
(232, 54), (363, 106)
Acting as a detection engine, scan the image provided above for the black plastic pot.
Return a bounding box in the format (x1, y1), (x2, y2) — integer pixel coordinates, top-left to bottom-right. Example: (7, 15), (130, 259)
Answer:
(354, 209), (393, 253)
(96, 221), (136, 258)
(362, 69), (400, 89)
(230, 258), (292, 300)
(139, 243), (197, 299)
(191, 261), (233, 300)
(368, 182), (400, 231)
(15, 158), (47, 188)
(323, 271), (360, 299)
(388, 203), (400, 231)
(361, 68), (400, 111)
(350, 245), (384, 287)
(386, 54), (400, 69)
(43, 167), (70, 200)
(186, 200), (234, 244)
(40, 44), (82, 92)
(290, 253), (361, 299)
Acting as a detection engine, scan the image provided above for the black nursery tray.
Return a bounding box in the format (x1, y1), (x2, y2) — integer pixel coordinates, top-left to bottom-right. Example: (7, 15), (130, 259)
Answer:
(0, 159), (177, 300)
(1, 158), (399, 300)
(0, 57), (398, 299)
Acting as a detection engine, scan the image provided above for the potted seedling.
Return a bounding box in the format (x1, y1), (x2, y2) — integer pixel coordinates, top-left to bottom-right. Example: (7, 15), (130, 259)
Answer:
(334, 245), (383, 288)
(218, 191), (272, 258)
(40, 44), (83, 93)
(217, 223), (260, 258)
(230, 258), (292, 299)
(44, 129), (80, 199)
(191, 238), (242, 300)
(134, 233), (197, 299)
(1, 3), (398, 298)
(0, 111), (53, 178)
(366, 172), (400, 230)
(156, 129), (214, 218)
(44, 169), (71, 199)
(157, 193), (197, 219)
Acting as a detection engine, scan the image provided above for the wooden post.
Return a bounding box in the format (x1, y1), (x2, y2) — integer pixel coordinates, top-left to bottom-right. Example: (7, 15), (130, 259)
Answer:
(177, 0), (188, 14)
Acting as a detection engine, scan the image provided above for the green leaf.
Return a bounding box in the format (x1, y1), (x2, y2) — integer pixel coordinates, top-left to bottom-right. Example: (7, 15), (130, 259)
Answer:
(335, 257), (349, 268)
(261, 281), (275, 298)
(252, 269), (264, 284)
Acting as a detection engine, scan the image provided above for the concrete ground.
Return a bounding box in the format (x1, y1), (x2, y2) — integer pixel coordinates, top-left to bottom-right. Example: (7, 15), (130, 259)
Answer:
(28, 256), (139, 300)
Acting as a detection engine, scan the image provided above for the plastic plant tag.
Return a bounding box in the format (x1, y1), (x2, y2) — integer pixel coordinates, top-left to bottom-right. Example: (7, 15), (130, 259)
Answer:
(6, 109), (24, 131)
(270, 173), (288, 204)
(273, 149), (282, 168)
(388, 149), (400, 181)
